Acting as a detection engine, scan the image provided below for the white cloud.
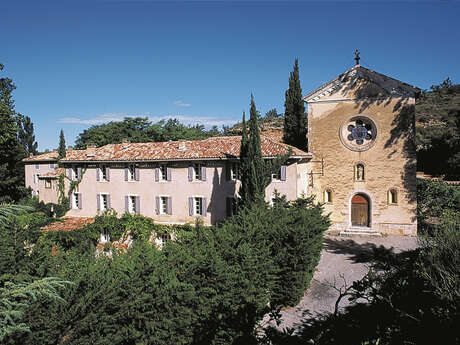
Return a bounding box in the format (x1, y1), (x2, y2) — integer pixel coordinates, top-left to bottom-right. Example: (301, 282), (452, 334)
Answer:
(58, 113), (148, 125)
(58, 112), (237, 129)
(151, 114), (237, 128)
(173, 100), (192, 107)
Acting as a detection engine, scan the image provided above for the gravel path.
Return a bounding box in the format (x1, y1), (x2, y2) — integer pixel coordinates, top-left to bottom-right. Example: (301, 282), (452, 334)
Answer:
(263, 234), (419, 331)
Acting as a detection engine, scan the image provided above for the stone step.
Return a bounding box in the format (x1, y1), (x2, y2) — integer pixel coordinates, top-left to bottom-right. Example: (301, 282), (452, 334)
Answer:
(339, 230), (382, 237)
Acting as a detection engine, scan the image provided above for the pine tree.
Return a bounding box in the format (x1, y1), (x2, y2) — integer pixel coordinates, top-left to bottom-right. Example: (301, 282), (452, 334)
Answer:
(0, 63), (27, 202)
(17, 114), (38, 156)
(58, 129), (66, 159)
(283, 59), (308, 150)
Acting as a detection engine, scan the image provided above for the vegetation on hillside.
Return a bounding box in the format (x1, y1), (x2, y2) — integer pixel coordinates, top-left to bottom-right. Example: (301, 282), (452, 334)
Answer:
(416, 78), (460, 179)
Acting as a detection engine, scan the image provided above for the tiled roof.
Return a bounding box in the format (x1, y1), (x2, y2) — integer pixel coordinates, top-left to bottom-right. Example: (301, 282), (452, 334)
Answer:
(41, 217), (95, 232)
(23, 150), (59, 162)
(60, 135), (311, 162)
(38, 168), (64, 179)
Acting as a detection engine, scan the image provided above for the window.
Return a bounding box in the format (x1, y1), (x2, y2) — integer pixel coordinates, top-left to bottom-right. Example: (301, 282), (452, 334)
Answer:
(128, 165), (135, 181)
(193, 164), (202, 180)
(72, 193), (82, 209)
(324, 189), (333, 203)
(159, 164), (167, 181)
(160, 233), (171, 246)
(99, 165), (109, 181)
(355, 163), (365, 181)
(388, 189), (398, 205)
(230, 162), (241, 180)
(49, 163), (54, 169)
(271, 165), (287, 182)
(98, 194), (109, 211)
(160, 196), (168, 214)
(195, 197), (202, 215)
(129, 195), (136, 213)
(189, 196), (206, 216)
(45, 180), (52, 189)
(100, 230), (110, 243)
(35, 164), (39, 170)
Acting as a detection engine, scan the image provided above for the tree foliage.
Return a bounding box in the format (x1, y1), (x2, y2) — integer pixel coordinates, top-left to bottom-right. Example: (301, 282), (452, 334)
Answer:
(416, 78), (460, 179)
(283, 59), (307, 151)
(74, 117), (222, 149)
(58, 130), (66, 159)
(1, 195), (328, 345)
(0, 64), (28, 203)
(16, 114), (38, 156)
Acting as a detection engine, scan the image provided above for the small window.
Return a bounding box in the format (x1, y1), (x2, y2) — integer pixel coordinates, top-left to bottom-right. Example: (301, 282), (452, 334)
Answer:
(45, 180), (52, 189)
(159, 164), (167, 181)
(100, 194), (108, 211)
(272, 169), (281, 181)
(49, 163), (54, 169)
(160, 196), (168, 215)
(324, 189), (333, 203)
(129, 195), (136, 213)
(355, 164), (365, 181)
(388, 189), (398, 205)
(195, 197), (203, 216)
(35, 164), (39, 170)
(230, 162), (241, 180)
(160, 233), (171, 246)
(72, 193), (81, 209)
(128, 164), (135, 181)
(193, 164), (202, 181)
(99, 165), (108, 181)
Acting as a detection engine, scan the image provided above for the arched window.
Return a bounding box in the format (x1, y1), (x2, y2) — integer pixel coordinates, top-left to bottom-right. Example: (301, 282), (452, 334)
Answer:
(388, 189), (398, 205)
(324, 188), (333, 203)
(355, 163), (365, 181)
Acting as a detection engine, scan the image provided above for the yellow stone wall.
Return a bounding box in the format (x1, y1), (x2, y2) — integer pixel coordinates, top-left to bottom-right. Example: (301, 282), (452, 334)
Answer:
(307, 88), (417, 236)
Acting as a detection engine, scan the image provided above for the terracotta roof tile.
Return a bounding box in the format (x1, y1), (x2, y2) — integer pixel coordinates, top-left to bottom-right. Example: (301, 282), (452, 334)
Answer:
(60, 135), (310, 162)
(23, 150), (59, 162)
(38, 168), (64, 179)
(41, 217), (95, 232)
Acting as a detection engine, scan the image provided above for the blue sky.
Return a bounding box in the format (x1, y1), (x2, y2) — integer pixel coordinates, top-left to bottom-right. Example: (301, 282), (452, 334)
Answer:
(2, 0), (459, 151)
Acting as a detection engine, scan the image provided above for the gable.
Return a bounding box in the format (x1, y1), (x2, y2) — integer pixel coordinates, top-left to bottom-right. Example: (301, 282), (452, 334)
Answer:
(303, 65), (419, 103)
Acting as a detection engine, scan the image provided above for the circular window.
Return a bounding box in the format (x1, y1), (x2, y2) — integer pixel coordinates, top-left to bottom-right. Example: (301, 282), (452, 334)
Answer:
(339, 116), (377, 152)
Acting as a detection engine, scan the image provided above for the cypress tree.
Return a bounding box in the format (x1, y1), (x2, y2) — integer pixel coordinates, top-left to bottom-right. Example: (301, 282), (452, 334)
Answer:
(239, 112), (250, 205)
(58, 129), (66, 159)
(283, 59), (308, 150)
(239, 95), (272, 206)
(247, 94), (265, 202)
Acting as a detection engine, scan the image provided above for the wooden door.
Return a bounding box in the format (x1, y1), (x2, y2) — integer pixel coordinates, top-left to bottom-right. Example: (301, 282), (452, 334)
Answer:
(351, 194), (369, 226)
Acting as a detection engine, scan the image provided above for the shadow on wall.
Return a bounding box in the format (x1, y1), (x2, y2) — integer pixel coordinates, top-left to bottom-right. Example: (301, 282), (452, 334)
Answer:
(209, 167), (236, 225)
(337, 71), (418, 209)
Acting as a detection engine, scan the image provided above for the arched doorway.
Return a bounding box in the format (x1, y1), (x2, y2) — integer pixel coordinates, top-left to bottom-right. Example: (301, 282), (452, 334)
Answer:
(351, 193), (370, 227)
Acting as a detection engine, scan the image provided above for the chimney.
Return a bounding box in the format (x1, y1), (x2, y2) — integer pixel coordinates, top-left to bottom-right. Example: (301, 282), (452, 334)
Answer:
(122, 139), (131, 144)
(29, 153), (33, 157)
(178, 141), (187, 150)
(67, 146), (73, 151)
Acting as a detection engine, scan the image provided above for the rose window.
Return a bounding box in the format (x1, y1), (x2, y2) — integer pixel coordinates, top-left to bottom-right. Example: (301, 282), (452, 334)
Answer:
(347, 120), (373, 145)
(339, 116), (377, 152)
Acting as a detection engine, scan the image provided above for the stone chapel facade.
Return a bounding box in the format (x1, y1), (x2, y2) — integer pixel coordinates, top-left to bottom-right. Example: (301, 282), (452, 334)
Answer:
(23, 63), (418, 236)
(304, 64), (418, 236)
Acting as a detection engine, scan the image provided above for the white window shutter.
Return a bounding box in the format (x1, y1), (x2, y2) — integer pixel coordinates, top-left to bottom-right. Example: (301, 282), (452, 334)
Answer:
(106, 167), (110, 181)
(167, 167), (172, 181)
(188, 197), (193, 216)
(202, 198), (207, 217)
(155, 196), (160, 215)
(280, 165), (287, 181)
(97, 194), (100, 211)
(155, 168), (159, 182)
(135, 196), (140, 213)
(201, 166), (206, 181)
(188, 167), (193, 181)
(167, 197), (172, 215)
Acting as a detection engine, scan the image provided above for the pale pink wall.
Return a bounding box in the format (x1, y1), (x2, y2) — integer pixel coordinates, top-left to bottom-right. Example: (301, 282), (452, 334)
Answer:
(24, 162), (57, 199)
(65, 160), (300, 225)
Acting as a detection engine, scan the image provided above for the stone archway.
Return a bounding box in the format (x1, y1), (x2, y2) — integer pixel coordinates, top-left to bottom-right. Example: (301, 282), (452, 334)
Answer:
(351, 193), (370, 227)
